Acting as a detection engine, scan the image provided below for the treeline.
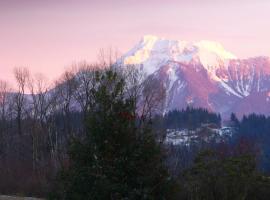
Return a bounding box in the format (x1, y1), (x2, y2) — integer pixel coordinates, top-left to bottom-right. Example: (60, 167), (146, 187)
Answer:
(230, 113), (270, 173)
(1, 63), (270, 199)
(162, 107), (221, 130)
(0, 63), (165, 197)
(48, 69), (270, 200)
(0, 66), (88, 196)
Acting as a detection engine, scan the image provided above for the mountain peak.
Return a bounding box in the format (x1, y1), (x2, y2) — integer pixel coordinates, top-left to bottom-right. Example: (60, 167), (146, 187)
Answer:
(118, 36), (270, 117)
(142, 35), (159, 42)
(195, 40), (236, 60)
(120, 36), (237, 75)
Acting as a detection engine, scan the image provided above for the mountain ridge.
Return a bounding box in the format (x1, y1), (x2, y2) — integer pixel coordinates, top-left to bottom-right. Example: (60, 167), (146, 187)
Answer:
(118, 35), (270, 117)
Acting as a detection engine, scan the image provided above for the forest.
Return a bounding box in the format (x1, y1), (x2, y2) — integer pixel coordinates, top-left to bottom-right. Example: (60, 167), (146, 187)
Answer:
(1, 63), (270, 199)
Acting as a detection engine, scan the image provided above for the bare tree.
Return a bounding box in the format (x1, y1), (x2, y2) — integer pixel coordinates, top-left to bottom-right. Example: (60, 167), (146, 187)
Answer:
(55, 68), (78, 136)
(141, 77), (166, 120)
(73, 63), (103, 124)
(121, 65), (145, 113)
(0, 80), (12, 122)
(45, 87), (64, 171)
(27, 73), (51, 123)
(27, 73), (53, 171)
(13, 67), (30, 135)
(97, 47), (120, 68)
(0, 80), (12, 156)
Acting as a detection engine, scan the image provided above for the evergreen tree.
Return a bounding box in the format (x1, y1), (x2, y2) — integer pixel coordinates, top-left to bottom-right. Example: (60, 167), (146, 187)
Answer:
(180, 150), (270, 200)
(51, 70), (174, 200)
(163, 108), (221, 130)
(230, 113), (240, 128)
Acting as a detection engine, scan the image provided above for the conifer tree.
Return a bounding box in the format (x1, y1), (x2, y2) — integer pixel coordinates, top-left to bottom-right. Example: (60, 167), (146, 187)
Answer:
(230, 113), (240, 128)
(52, 70), (174, 199)
(181, 150), (267, 200)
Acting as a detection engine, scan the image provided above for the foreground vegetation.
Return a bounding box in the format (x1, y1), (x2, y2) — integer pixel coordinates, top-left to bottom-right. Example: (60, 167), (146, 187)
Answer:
(1, 64), (270, 199)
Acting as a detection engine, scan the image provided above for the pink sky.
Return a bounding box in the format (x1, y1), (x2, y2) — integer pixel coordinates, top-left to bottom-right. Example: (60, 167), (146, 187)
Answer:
(1, 0), (270, 86)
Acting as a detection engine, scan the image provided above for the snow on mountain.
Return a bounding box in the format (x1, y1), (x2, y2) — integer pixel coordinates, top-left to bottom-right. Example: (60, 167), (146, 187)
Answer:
(120, 35), (236, 75)
(118, 35), (270, 117)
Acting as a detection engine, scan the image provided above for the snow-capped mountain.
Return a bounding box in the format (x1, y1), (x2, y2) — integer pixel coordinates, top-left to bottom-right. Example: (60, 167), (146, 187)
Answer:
(118, 35), (270, 117)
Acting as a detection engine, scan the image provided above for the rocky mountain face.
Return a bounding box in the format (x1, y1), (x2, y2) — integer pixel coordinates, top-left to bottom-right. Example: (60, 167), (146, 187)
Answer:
(118, 35), (270, 118)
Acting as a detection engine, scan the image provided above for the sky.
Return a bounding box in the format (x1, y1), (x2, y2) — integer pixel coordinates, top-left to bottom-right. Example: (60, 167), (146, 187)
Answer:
(1, 0), (270, 86)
